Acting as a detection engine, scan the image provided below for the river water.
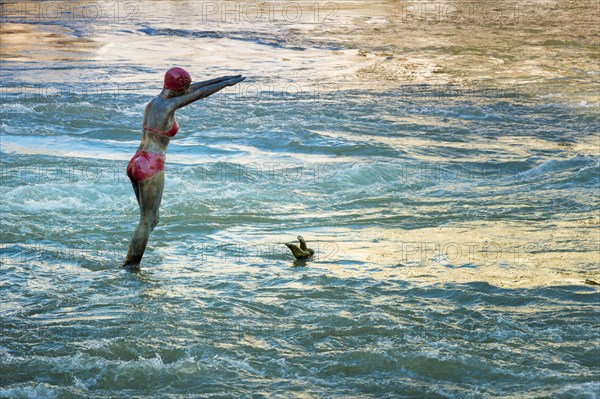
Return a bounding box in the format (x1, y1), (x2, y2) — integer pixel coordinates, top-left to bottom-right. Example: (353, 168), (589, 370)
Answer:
(1, 0), (599, 398)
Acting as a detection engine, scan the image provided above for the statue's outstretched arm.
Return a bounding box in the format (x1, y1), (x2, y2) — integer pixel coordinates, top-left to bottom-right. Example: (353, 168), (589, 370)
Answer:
(169, 76), (246, 110)
(188, 75), (241, 91)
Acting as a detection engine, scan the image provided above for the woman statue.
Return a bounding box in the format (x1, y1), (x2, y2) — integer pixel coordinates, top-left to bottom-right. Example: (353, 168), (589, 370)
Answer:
(121, 67), (245, 270)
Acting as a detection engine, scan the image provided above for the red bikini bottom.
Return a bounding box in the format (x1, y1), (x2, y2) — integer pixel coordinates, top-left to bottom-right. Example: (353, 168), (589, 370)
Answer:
(126, 150), (166, 182)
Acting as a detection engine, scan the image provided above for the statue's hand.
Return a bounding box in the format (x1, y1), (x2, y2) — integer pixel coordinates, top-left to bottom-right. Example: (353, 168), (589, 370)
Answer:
(227, 76), (246, 86)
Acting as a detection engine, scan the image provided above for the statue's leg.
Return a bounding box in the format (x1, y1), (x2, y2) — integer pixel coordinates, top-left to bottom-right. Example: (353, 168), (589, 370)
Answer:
(122, 171), (164, 270)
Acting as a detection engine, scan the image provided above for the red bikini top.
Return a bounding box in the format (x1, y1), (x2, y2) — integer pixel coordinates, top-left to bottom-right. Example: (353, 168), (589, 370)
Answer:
(143, 120), (179, 137)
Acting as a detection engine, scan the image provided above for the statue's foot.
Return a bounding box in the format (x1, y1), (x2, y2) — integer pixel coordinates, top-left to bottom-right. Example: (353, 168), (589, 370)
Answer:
(120, 260), (141, 272)
(297, 235), (308, 251)
(124, 263), (141, 272)
(285, 242), (312, 260)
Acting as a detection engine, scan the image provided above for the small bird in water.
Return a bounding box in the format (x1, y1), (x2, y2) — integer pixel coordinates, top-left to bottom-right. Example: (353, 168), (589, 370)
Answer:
(285, 235), (314, 260)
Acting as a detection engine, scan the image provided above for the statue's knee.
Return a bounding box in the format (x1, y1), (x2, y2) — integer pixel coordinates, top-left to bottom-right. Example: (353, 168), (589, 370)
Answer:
(150, 214), (159, 230)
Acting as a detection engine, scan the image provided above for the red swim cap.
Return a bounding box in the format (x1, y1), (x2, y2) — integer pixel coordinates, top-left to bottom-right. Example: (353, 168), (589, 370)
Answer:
(164, 67), (192, 91)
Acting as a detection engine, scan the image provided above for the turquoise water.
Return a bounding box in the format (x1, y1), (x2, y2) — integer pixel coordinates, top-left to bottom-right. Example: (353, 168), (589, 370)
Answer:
(1, 1), (599, 398)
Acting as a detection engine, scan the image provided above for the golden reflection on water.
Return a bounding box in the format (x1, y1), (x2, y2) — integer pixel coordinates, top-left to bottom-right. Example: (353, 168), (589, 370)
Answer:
(309, 221), (599, 288)
(2, 1), (598, 99)
(0, 23), (97, 62)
